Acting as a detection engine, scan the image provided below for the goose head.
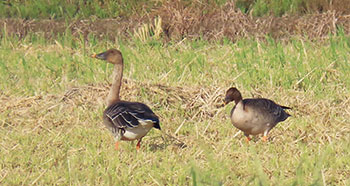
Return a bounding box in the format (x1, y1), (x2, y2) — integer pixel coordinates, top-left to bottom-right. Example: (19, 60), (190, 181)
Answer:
(91, 49), (123, 65)
(224, 87), (243, 105)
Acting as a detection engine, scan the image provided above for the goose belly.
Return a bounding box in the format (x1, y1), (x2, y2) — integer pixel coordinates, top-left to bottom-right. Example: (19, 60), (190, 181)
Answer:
(231, 108), (270, 135)
(122, 121), (154, 140)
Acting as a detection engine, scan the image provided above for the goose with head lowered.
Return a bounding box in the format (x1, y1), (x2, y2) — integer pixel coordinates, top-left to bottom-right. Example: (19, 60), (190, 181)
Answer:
(223, 87), (291, 142)
(91, 49), (161, 150)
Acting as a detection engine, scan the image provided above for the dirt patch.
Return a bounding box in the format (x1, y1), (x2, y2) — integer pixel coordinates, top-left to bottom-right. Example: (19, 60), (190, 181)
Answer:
(1, 2), (350, 42)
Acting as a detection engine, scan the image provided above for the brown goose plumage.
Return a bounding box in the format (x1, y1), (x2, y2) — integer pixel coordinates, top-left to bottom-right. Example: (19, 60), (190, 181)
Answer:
(91, 49), (160, 150)
(224, 87), (291, 142)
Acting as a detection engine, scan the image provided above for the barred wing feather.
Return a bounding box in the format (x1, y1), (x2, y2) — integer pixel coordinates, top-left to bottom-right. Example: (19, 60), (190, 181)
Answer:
(104, 101), (159, 129)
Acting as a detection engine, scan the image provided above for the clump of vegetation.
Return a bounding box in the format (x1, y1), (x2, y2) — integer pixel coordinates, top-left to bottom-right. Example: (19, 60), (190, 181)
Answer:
(2, 7), (350, 43)
(1, 0), (350, 19)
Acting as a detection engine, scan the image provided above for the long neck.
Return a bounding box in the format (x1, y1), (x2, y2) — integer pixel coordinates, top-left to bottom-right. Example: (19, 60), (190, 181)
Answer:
(106, 63), (123, 107)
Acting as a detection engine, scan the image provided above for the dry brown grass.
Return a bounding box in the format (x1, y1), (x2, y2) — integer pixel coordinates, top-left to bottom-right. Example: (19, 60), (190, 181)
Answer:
(155, 1), (350, 41)
(1, 2), (350, 42)
(299, 0), (350, 14)
(2, 78), (349, 145)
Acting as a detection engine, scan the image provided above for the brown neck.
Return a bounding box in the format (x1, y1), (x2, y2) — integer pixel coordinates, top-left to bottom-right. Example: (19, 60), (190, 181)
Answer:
(106, 63), (123, 107)
(234, 94), (242, 105)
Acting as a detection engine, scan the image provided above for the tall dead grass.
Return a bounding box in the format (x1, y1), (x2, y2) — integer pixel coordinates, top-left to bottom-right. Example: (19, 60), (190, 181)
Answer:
(154, 1), (350, 41)
(1, 2), (350, 42)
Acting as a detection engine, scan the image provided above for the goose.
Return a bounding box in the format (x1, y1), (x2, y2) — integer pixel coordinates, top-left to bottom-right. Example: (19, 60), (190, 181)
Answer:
(91, 49), (160, 150)
(223, 87), (291, 142)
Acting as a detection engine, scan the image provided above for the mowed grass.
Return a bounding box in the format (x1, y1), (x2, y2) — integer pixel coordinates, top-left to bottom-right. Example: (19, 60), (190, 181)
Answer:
(1, 33), (350, 185)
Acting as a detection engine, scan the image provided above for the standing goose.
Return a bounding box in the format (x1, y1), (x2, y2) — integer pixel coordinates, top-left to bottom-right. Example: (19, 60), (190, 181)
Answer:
(91, 49), (160, 150)
(224, 87), (291, 142)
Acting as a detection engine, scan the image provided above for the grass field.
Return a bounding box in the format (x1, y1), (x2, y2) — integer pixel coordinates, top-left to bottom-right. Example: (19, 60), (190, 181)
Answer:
(1, 32), (350, 185)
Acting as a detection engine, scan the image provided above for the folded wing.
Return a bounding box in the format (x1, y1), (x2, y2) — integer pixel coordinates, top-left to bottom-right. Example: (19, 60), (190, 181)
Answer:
(243, 98), (291, 122)
(103, 101), (160, 129)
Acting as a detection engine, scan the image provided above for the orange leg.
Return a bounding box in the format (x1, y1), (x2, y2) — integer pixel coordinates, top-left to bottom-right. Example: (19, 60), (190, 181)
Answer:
(136, 138), (142, 150)
(245, 136), (251, 142)
(261, 135), (268, 142)
(244, 133), (251, 143)
(115, 141), (120, 150)
(262, 130), (269, 142)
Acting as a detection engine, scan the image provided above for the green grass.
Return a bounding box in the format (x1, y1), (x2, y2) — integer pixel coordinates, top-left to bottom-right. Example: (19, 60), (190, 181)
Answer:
(0, 32), (350, 185)
(0, 0), (159, 19)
